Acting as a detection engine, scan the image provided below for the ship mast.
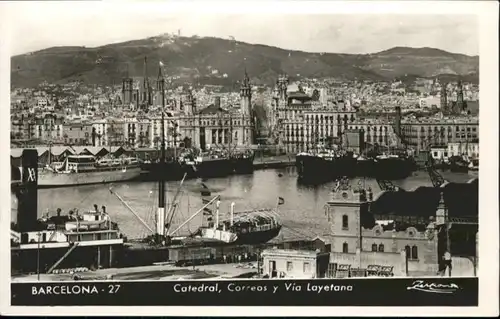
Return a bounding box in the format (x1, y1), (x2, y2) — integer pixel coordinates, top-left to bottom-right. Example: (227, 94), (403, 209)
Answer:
(157, 62), (167, 242)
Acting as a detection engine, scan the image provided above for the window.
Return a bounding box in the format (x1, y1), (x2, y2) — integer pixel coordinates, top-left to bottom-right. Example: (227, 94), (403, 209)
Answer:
(342, 242), (348, 253)
(287, 261), (293, 272)
(303, 262), (310, 273)
(371, 243), (377, 252)
(405, 245), (411, 259)
(411, 246), (418, 260)
(342, 215), (348, 230)
(378, 244), (384, 252)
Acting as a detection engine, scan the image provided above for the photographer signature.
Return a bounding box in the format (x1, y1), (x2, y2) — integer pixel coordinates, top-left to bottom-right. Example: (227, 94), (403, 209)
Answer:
(407, 280), (459, 294)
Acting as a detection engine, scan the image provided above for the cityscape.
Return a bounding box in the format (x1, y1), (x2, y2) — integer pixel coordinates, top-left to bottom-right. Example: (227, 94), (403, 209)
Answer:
(10, 14), (479, 285)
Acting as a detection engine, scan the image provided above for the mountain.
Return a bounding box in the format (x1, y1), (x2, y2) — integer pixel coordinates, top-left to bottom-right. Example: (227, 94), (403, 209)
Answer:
(10, 35), (479, 88)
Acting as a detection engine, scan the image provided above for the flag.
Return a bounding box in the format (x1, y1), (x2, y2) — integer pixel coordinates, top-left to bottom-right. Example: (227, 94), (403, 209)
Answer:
(159, 61), (164, 67)
(201, 183), (211, 196)
(278, 197), (285, 206)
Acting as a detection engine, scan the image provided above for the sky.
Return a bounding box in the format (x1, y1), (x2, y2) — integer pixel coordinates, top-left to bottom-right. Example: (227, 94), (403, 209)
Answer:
(4, 1), (479, 56)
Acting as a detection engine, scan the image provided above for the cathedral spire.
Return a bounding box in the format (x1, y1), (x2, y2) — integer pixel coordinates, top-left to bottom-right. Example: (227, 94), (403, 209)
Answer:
(243, 67), (250, 87)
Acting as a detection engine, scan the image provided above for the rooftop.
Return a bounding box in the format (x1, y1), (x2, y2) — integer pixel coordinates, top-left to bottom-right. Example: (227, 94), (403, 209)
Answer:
(370, 179), (478, 218)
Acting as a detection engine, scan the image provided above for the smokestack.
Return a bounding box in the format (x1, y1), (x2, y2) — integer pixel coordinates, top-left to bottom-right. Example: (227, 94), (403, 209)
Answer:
(16, 149), (38, 233)
(230, 202), (235, 226)
(215, 96), (221, 109)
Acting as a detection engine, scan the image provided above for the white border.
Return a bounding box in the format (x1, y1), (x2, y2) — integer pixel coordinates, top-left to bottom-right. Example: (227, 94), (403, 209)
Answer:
(1, 1), (498, 317)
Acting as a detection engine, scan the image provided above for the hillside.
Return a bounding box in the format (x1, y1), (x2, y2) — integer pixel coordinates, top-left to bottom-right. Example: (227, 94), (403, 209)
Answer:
(11, 35), (479, 88)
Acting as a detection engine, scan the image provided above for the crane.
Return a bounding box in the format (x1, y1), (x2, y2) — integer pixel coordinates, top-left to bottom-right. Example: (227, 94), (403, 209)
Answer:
(423, 128), (447, 188)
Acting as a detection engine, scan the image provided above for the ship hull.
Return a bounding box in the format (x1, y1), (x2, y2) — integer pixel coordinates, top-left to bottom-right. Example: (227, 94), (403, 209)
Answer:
(372, 158), (416, 179)
(195, 158), (233, 178)
(233, 225), (282, 245)
(38, 167), (142, 188)
(231, 156), (255, 174)
(296, 154), (334, 183)
(297, 154), (416, 182)
(139, 162), (196, 181)
(11, 244), (123, 275)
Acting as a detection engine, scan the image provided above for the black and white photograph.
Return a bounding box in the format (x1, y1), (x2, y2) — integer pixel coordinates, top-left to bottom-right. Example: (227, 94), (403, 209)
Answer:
(1, 0), (498, 316)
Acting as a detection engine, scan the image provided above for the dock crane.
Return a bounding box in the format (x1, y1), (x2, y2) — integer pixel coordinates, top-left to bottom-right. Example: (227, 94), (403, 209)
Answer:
(423, 128), (447, 188)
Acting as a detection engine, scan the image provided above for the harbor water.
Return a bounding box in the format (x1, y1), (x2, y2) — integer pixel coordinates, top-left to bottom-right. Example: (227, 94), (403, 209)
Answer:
(11, 167), (476, 242)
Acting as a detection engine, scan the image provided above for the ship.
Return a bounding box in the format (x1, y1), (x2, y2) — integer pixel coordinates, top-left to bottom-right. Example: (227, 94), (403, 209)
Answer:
(448, 155), (470, 173)
(114, 63), (283, 266)
(11, 149), (125, 275)
(38, 154), (142, 188)
(296, 148), (358, 183)
(296, 150), (336, 183)
(139, 148), (198, 181)
(297, 140), (415, 183)
(230, 148), (255, 174)
(370, 154), (416, 179)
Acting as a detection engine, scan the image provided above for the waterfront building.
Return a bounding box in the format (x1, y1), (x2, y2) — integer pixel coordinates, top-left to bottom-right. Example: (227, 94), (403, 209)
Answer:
(261, 249), (330, 279)
(62, 121), (93, 146)
(347, 118), (399, 148)
(399, 116), (479, 154)
(447, 141), (479, 159)
(177, 71), (254, 150)
(91, 119), (109, 147)
(322, 179), (478, 276)
(123, 116), (152, 148)
(270, 74), (358, 153)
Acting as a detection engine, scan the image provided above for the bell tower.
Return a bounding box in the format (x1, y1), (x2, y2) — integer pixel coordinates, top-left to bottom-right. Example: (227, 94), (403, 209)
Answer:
(240, 68), (252, 116)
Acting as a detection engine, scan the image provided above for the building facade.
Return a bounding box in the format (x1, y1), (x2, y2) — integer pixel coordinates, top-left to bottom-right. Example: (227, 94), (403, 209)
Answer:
(321, 180), (477, 276)
(33, 113), (64, 142)
(270, 75), (358, 153)
(399, 117), (479, 153)
(177, 72), (254, 150)
(347, 118), (399, 148)
(62, 121), (93, 146)
(261, 249), (330, 279)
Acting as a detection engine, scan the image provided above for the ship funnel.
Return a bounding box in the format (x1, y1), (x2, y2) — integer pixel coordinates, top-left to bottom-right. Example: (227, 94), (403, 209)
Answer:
(230, 202), (235, 226)
(17, 149), (39, 233)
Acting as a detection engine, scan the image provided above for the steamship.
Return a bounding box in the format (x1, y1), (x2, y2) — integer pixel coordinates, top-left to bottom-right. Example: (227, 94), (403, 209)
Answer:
(297, 149), (415, 182)
(230, 148), (255, 174)
(11, 150), (125, 274)
(296, 149), (357, 183)
(38, 154), (142, 187)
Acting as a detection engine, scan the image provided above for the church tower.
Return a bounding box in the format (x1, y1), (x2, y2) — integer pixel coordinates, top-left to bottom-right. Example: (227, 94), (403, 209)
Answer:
(440, 83), (448, 114)
(122, 64), (133, 106)
(155, 64), (164, 107)
(140, 56), (152, 109)
(456, 80), (465, 112)
(240, 68), (252, 116)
